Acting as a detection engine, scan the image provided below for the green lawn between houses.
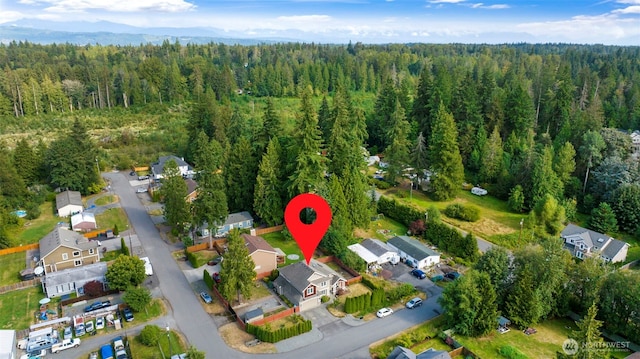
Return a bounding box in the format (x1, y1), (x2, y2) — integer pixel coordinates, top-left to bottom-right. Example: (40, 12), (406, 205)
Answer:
(7, 201), (60, 246)
(261, 231), (304, 266)
(0, 286), (45, 330)
(0, 252), (27, 286)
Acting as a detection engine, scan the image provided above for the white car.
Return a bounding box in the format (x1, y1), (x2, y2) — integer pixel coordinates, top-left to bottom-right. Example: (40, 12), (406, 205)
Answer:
(85, 320), (95, 333)
(96, 316), (105, 330)
(50, 338), (81, 353)
(376, 307), (394, 318)
(136, 187), (148, 193)
(140, 257), (153, 276)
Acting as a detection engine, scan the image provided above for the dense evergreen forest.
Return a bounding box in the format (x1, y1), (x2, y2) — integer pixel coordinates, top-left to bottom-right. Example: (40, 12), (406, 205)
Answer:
(1, 41), (639, 246)
(1, 41), (639, 344)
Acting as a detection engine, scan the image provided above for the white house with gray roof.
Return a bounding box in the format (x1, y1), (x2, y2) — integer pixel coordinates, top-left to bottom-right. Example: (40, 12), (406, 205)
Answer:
(387, 346), (451, 359)
(55, 190), (83, 217)
(151, 155), (195, 181)
(273, 260), (346, 311)
(42, 262), (107, 298)
(348, 238), (399, 269)
(39, 227), (100, 274)
(388, 236), (440, 269)
(561, 223), (629, 263)
(201, 211), (254, 237)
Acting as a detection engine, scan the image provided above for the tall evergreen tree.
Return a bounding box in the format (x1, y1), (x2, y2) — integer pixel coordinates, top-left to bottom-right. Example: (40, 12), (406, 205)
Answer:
(367, 78), (398, 152)
(530, 145), (563, 207)
(480, 127), (504, 182)
(226, 137), (257, 213)
(554, 141), (577, 186)
(254, 137), (284, 226)
(384, 99), (411, 184)
(428, 103), (464, 201)
(317, 95), (332, 144)
(219, 230), (257, 304)
(12, 138), (38, 185)
(161, 159), (190, 235)
(411, 132), (428, 173)
(192, 132), (228, 246)
(588, 202), (618, 234)
(259, 97), (281, 149)
(411, 67), (436, 142)
(571, 303), (609, 359)
(289, 87), (326, 198)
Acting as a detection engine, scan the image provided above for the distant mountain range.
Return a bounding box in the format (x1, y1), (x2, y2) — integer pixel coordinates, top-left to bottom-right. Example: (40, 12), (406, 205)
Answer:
(0, 20), (296, 46)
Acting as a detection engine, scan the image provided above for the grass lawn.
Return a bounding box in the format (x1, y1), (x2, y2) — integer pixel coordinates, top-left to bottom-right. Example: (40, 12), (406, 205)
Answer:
(356, 217), (408, 242)
(95, 207), (129, 231)
(0, 286), (45, 330)
(100, 250), (122, 262)
(0, 252), (26, 286)
(382, 189), (528, 248)
(8, 201), (60, 246)
(456, 317), (577, 359)
(94, 195), (118, 206)
(129, 329), (186, 359)
(261, 231), (303, 266)
(370, 315), (446, 358)
(250, 281), (273, 301)
(123, 299), (165, 326)
(192, 249), (218, 266)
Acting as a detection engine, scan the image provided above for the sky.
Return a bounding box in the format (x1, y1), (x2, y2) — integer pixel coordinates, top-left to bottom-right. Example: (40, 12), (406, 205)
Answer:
(0, 0), (639, 45)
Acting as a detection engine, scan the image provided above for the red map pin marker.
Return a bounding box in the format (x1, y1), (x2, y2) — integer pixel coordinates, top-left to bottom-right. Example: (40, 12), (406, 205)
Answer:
(284, 193), (332, 265)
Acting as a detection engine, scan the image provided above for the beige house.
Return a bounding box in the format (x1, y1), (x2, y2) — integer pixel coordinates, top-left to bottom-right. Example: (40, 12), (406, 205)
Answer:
(561, 224), (630, 263)
(274, 260), (346, 311)
(39, 227), (100, 274)
(56, 190), (83, 217)
(241, 233), (281, 278)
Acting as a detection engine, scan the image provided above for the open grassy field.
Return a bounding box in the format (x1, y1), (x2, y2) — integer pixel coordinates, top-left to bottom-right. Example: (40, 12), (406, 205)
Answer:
(355, 217), (408, 242)
(93, 194), (118, 206)
(7, 201), (60, 246)
(129, 329), (186, 359)
(122, 299), (165, 328)
(0, 252), (27, 286)
(95, 207), (129, 231)
(261, 231), (303, 266)
(456, 318), (577, 359)
(0, 286), (44, 330)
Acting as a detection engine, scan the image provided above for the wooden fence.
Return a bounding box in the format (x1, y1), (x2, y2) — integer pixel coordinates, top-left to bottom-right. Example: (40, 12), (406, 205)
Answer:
(0, 243), (39, 256)
(132, 166), (149, 172)
(186, 239), (226, 253)
(0, 278), (41, 295)
(249, 306), (299, 327)
(254, 225), (284, 235)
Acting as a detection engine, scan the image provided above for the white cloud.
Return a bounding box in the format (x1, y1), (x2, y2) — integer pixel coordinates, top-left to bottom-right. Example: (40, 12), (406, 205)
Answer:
(470, 3), (509, 9)
(613, 5), (640, 13)
(429, 0), (466, 3)
(16, 0), (195, 13)
(517, 13), (639, 43)
(276, 15), (332, 23)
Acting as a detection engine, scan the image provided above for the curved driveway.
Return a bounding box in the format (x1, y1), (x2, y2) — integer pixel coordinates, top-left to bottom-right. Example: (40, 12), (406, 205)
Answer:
(60, 172), (442, 359)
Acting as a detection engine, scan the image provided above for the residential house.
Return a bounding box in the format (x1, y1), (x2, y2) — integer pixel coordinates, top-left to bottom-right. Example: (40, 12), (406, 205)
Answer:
(0, 330), (16, 359)
(241, 233), (281, 278)
(388, 236), (440, 269)
(56, 190), (83, 217)
(561, 224), (630, 263)
(273, 260), (346, 311)
(202, 211), (254, 237)
(71, 212), (97, 232)
(151, 155), (195, 181)
(39, 227), (100, 274)
(185, 178), (198, 203)
(42, 262), (107, 298)
(387, 346), (452, 359)
(348, 238), (399, 271)
(631, 130), (640, 157)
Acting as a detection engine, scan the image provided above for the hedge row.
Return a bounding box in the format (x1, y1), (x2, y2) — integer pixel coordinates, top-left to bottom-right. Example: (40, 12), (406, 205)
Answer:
(424, 221), (478, 261)
(246, 318), (312, 343)
(499, 345), (529, 359)
(203, 269), (213, 289)
(377, 196), (424, 226)
(344, 289), (385, 314)
(444, 203), (480, 222)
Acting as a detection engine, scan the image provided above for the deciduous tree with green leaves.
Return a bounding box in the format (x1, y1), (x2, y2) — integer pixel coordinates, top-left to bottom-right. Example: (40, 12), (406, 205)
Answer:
(105, 255), (146, 291)
(122, 286), (152, 312)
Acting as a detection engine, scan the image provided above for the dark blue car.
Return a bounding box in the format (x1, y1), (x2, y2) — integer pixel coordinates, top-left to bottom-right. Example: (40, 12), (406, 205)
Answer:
(84, 300), (111, 313)
(411, 269), (426, 279)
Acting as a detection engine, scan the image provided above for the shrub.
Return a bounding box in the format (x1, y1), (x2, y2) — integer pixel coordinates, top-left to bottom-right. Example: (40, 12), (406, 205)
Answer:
(113, 224), (120, 236)
(203, 269), (213, 289)
(268, 269), (280, 282)
(83, 280), (104, 297)
(374, 179), (391, 190)
(321, 295), (330, 303)
(387, 283), (417, 302)
(246, 319), (312, 343)
(499, 345), (529, 359)
(444, 203), (480, 222)
(377, 197), (424, 226)
(120, 237), (130, 256)
(138, 325), (162, 346)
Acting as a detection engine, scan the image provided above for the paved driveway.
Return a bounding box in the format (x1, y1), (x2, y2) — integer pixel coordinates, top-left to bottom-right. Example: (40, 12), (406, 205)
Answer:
(382, 262), (443, 297)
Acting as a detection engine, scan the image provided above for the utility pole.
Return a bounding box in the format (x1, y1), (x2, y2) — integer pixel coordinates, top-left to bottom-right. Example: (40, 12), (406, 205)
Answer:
(519, 218), (524, 242)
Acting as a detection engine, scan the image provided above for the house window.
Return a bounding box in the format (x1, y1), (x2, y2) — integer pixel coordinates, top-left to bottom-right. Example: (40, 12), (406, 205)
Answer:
(306, 287), (314, 296)
(89, 249), (94, 255)
(74, 260), (82, 266)
(62, 253), (68, 260)
(73, 251), (80, 257)
(321, 281), (327, 287)
(580, 244), (585, 250)
(576, 251), (583, 259)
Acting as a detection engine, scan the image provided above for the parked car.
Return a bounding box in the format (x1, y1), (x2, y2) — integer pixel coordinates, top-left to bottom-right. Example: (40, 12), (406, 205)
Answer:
(445, 272), (461, 280)
(89, 352), (98, 359)
(136, 187), (148, 193)
(138, 175), (149, 180)
(95, 316), (105, 330)
(376, 308), (394, 318)
(85, 320), (95, 333)
(411, 269), (426, 279)
(123, 307), (134, 322)
(129, 171), (136, 176)
(84, 300), (111, 313)
(212, 272), (221, 284)
(208, 256), (223, 266)
(63, 326), (72, 340)
(406, 297), (423, 309)
(200, 292), (213, 304)
(431, 275), (444, 282)
(20, 349), (46, 359)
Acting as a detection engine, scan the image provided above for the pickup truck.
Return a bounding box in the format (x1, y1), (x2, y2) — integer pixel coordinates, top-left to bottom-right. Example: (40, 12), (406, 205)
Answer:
(50, 338), (81, 353)
(113, 336), (128, 359)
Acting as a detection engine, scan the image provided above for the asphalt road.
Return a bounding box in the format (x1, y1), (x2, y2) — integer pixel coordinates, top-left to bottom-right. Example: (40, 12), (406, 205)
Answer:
(58, 171), (443, 359)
